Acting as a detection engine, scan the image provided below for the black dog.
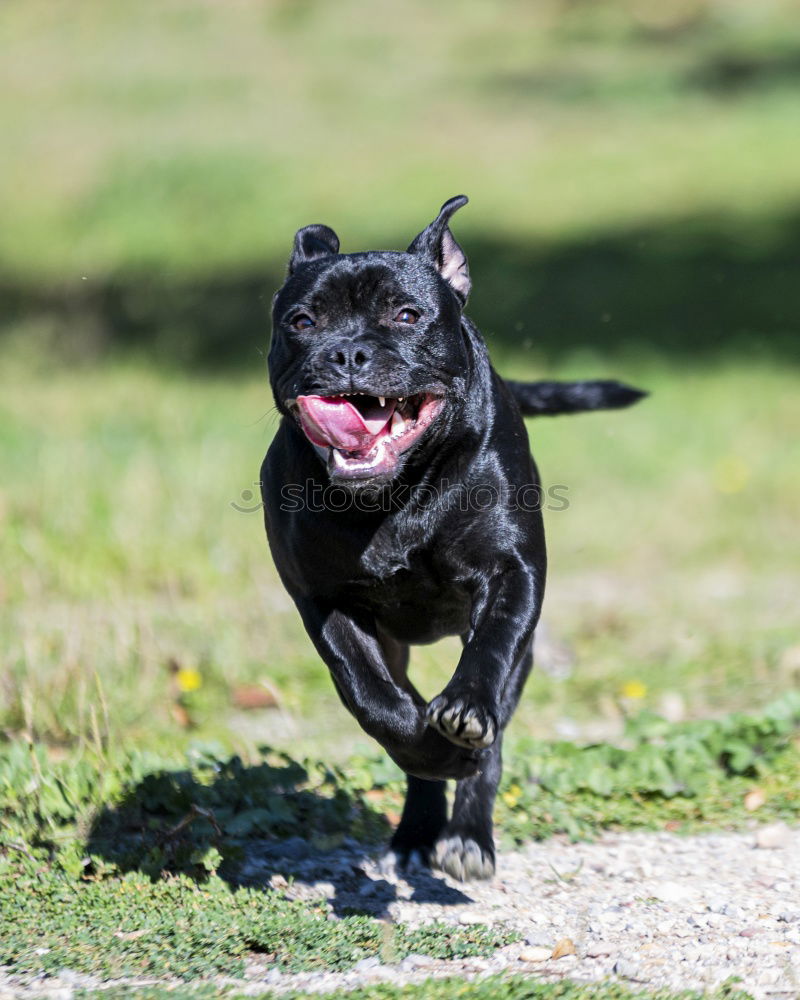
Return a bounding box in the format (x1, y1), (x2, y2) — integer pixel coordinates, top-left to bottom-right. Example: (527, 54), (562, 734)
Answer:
(261, 196), (644, 881)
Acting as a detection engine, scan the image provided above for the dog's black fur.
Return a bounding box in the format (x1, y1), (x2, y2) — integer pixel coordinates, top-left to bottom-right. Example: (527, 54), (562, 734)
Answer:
(261, 196), (645, 881)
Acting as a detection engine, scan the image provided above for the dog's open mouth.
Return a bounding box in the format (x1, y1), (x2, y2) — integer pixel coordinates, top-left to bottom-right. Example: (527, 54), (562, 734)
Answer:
(288, 392), (444, 478)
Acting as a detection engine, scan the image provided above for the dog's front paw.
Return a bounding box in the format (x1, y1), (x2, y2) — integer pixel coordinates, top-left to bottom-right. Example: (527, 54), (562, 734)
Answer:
(426, 693), (497, 749)
(432, 832), (495, 882)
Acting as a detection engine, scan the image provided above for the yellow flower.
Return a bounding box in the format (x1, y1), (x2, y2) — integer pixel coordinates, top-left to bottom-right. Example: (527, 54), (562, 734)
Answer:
(713, 456), (749, 494)
(176, 667), (202, 693)
(502, 783), (522, 807)
(620, 679), (647, 700)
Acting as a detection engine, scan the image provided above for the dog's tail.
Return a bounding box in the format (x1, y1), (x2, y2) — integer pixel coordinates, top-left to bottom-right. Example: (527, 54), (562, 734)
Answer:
(504, 378), (647, 417)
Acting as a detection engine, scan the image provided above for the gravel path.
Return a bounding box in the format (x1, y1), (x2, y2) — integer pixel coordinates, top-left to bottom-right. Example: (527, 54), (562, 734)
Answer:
(243, 824), (800, 998)
(4, 825), (798, 999)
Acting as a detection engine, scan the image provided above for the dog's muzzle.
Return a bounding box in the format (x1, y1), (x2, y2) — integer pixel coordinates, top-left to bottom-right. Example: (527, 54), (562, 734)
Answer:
(287, 392), (444, 479)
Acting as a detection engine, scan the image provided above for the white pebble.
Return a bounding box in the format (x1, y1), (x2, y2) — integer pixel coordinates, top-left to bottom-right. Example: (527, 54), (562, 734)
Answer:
(755, 822), (791, 849)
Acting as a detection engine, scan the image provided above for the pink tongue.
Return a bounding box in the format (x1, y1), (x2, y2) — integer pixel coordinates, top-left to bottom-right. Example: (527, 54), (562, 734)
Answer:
(296, 395), (395, 451)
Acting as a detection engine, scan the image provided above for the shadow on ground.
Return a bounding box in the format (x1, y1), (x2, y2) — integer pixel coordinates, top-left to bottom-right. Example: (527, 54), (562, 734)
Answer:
(86, 750), (471, 917)
(686, 46), (800, 96)
(3, 209), (798, 367)
(488, 44), (800, 103)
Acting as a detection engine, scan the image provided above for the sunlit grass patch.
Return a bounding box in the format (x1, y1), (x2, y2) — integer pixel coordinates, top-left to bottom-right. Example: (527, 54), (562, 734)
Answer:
(1, 360), (799, 758)
(1, 695), (797, 886)
(1, 871), (512, 979)
(1, 0), (800, 276)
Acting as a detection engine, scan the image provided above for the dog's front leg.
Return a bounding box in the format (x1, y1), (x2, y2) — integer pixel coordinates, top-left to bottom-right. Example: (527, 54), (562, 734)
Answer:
(426, 561), (542, 750)
(295, 599), (484, 780)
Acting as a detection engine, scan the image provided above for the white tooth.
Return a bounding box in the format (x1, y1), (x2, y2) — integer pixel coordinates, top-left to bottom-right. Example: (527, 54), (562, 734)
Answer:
(398, 397), (404, 402)
(392, 411), (405, 435)
(379, 396), (385, 407)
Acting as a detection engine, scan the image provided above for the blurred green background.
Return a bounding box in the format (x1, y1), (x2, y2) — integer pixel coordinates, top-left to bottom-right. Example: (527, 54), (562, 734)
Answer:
(2, 0), (799, 763)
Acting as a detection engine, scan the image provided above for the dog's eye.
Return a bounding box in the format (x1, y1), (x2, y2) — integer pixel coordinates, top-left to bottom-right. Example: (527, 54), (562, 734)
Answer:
(395, 308), (420, 325)
(291, 313), (315, 331)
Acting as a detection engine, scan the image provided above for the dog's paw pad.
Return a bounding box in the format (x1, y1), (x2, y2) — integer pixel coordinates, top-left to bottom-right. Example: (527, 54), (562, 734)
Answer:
(432, 834), (495, 882)
(426, 695), (497, 749)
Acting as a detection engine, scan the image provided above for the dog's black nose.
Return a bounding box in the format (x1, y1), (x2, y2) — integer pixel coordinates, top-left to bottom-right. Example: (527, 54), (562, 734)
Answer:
(326, 340), (373, 375)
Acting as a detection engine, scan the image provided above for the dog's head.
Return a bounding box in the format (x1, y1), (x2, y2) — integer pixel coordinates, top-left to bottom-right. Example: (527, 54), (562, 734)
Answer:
(268, 196), (473, 487)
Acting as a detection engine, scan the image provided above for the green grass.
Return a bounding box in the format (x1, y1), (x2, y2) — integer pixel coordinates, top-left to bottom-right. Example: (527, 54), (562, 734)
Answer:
(3, 694), (799, 876)
(1, 0), (800, 279)
(276, 980), (752, 1000)
(1, 870), (512, 979)
(70, 978), (754, 1000)
(9, 698), (786, 991)
(498, 692), (800, 843)
(1, 360), (798, 758)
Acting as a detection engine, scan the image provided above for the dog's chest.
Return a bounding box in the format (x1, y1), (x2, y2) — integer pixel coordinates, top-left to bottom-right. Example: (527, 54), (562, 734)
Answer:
(352, 545), (473, 643)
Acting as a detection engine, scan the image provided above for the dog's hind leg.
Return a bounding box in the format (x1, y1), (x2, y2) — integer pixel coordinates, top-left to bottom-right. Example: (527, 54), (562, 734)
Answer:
(432, 731), (502, 881)
(378, 628), (449, 870)
(432, 644), (534, 881)
(388, 774), (448, 871)
(377, 626), (423, 706)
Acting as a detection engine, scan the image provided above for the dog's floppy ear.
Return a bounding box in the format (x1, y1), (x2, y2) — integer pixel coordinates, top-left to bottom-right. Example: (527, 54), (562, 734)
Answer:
(289, 224), (340, 274)
(407, 195), (470, 303)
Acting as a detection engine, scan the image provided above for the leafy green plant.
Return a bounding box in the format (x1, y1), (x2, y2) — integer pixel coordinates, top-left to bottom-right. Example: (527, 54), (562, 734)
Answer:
(498, 691), (800, 842)
(0, 871), (512, 979)
(1, 694), (798, 881)
(0, 742), (395, 879)
(0, 695), (794, 990)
